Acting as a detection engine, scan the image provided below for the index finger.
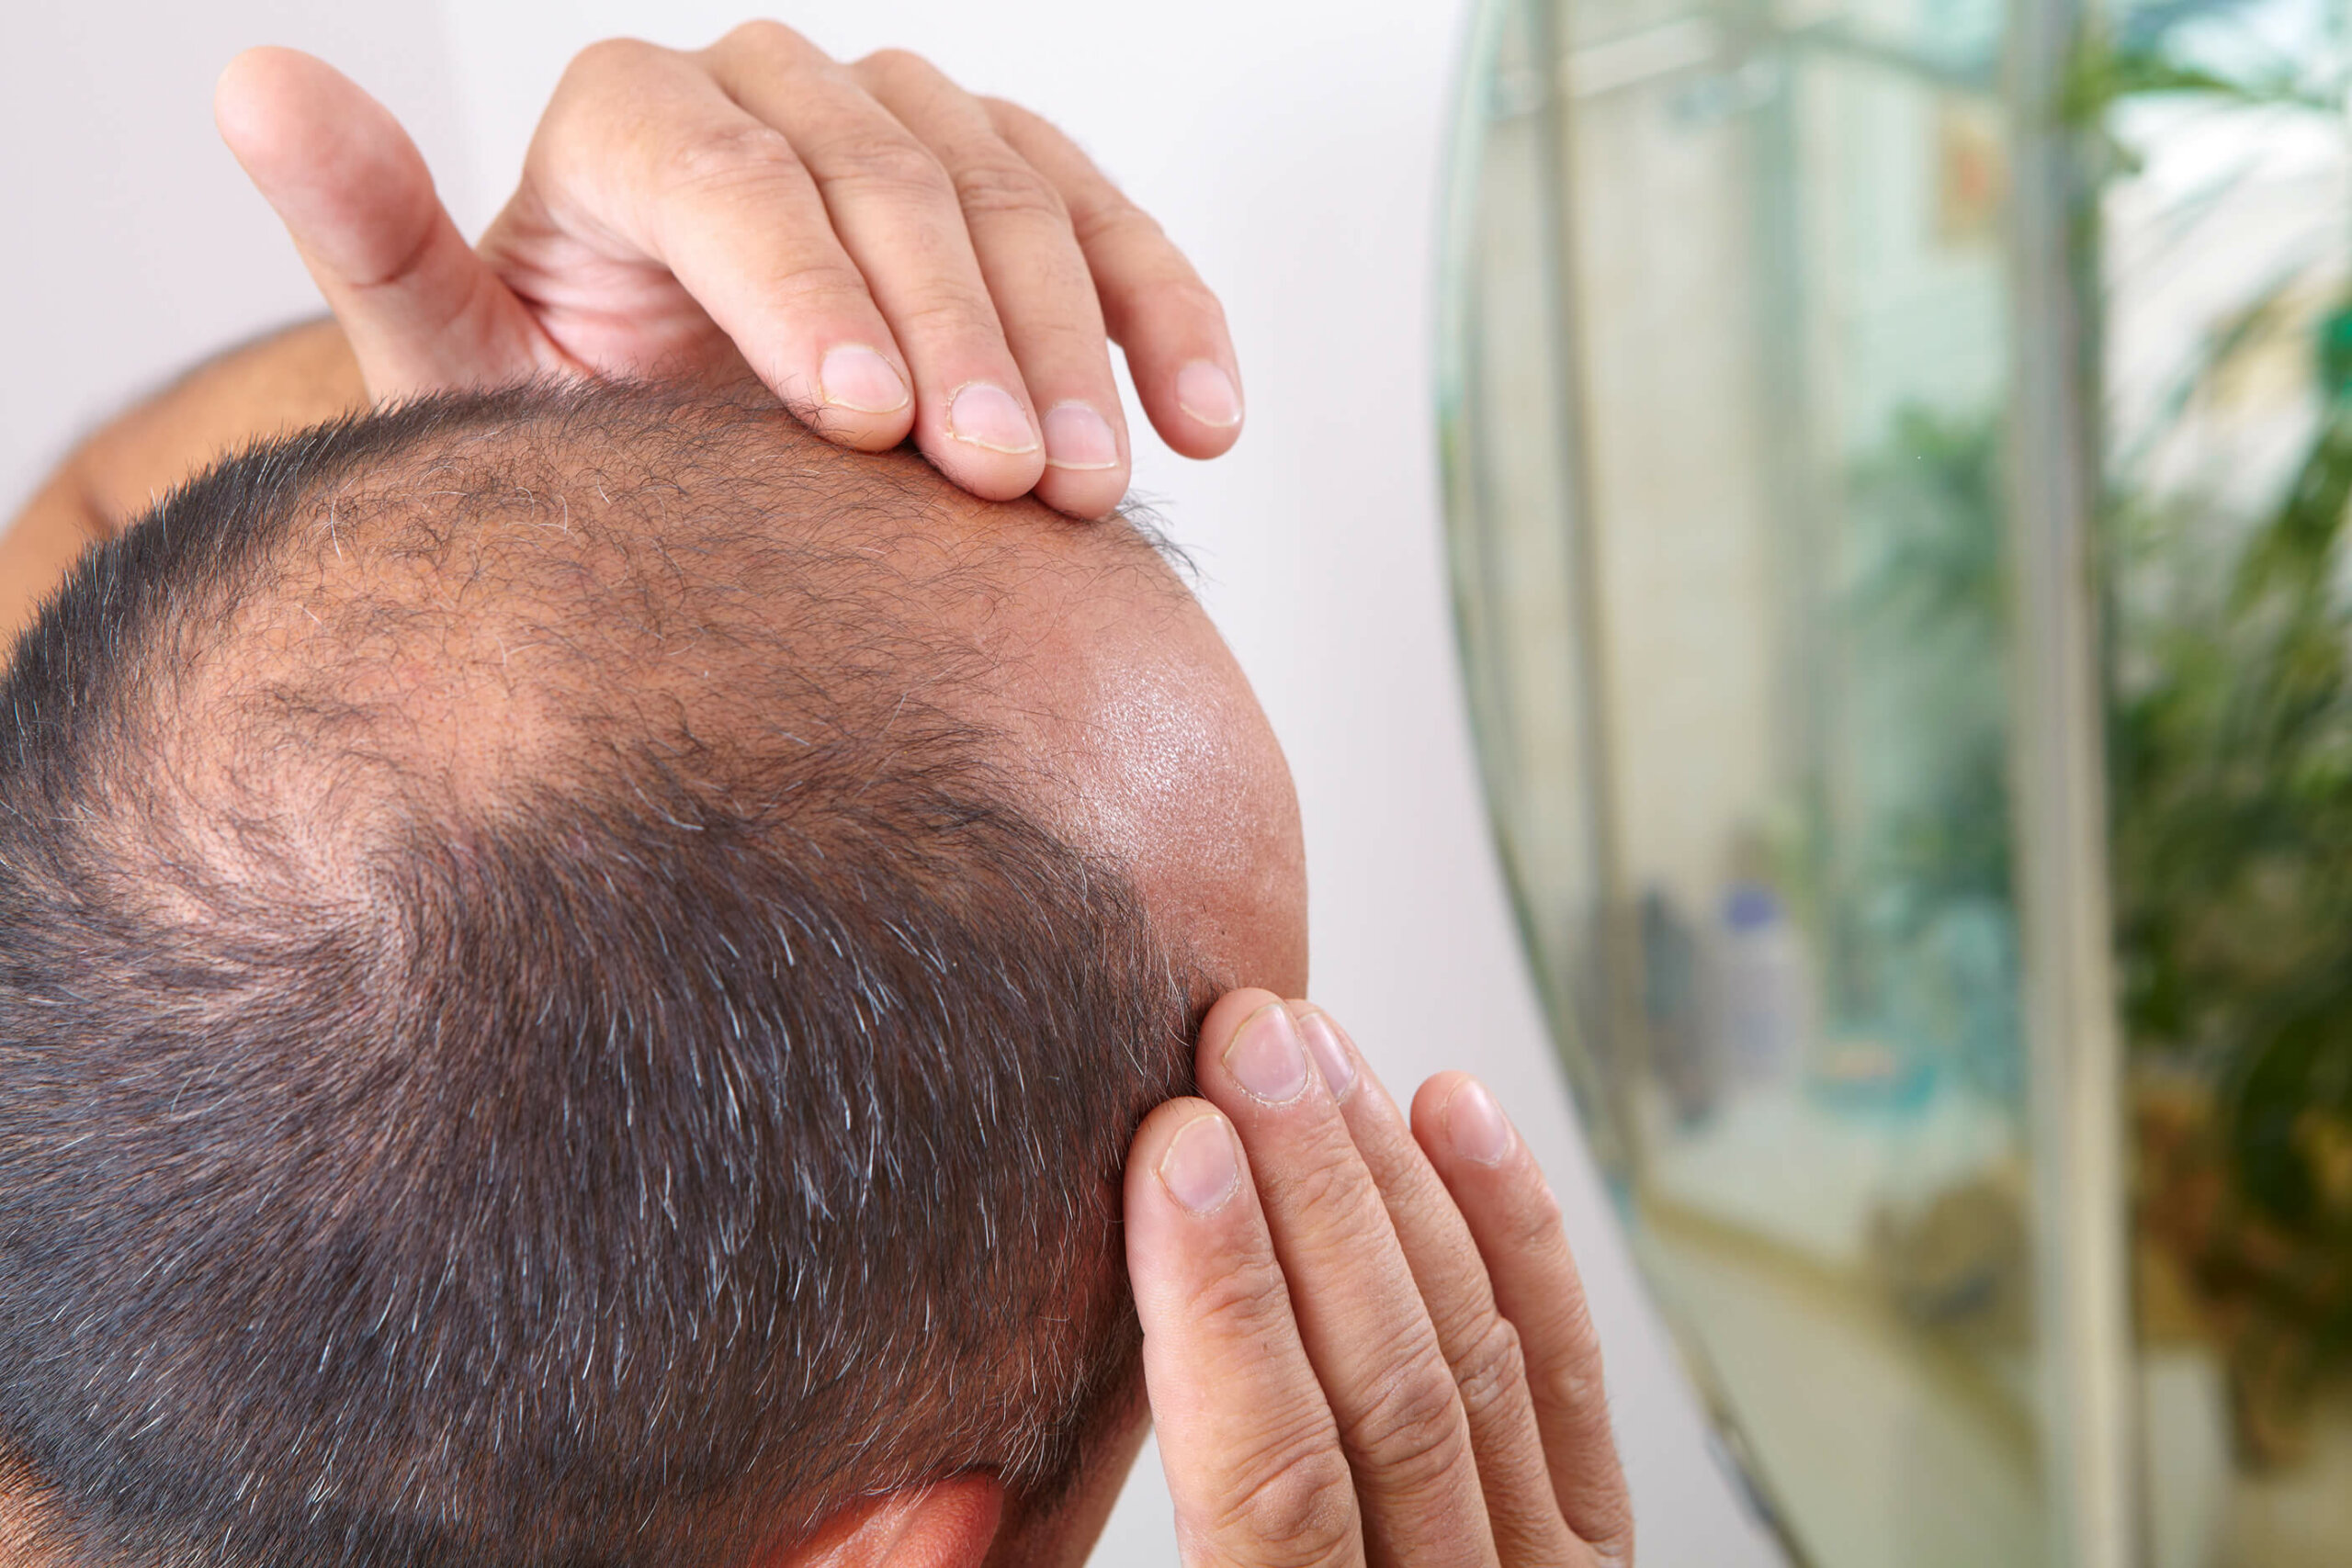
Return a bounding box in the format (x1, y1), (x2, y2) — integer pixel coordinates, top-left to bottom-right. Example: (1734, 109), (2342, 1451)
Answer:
(1126, 1097), (1365, 1568)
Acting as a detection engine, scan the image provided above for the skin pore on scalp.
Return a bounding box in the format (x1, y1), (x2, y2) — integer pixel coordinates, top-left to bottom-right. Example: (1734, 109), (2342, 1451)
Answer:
(0, 382), (1306, 1568)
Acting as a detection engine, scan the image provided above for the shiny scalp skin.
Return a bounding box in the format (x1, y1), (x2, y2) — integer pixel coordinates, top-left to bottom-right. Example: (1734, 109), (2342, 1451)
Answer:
(0, 381), (1305, 1568)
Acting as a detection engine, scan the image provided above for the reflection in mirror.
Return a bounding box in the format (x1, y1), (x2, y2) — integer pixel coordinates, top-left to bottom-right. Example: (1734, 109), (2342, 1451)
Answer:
(1440, 0), (2352, 1562)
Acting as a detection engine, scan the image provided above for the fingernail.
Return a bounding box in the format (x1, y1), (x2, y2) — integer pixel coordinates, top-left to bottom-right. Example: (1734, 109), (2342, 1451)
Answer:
(1297, 1010), (1358, 1101)
(1175, 361), (1242, 428)
(1223, 1003), (1308, 1104)
(1159, 1112), (1241, 1214)
(819, 345), (910, 414)
(948, 382), (1040, 454)
(1445, 1079), (1514, 1167)
(1042, 402), (1120, 470)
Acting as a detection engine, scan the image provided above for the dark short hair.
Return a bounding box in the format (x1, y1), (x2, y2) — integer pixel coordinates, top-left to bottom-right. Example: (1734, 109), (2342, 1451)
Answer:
(0, 385), (1201, 1566)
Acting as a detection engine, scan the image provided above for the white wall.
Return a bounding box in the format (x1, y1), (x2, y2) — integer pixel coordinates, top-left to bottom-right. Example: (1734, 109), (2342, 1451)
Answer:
(0, 2), (480, 509)
(1, 3), (1780, 1562)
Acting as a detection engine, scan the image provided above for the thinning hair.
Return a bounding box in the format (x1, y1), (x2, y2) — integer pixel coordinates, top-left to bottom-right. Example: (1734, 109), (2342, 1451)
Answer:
(0, 385), (1202, 1566)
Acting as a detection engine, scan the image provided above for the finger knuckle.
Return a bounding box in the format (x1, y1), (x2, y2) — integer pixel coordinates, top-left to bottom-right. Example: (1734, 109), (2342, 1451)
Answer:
(952, 153), (1069, 228)
(885, 286), (1008, 347)
(656, 120), (805, 200)
(1563, 1431), (1637, 1568)
(1270, 1147), (1381, 1225)
(716, 18), (812, 62)
(1536, 1292), (1608, 1396)
(1450, 1313), (1530, 1423)
(1541, 1353), (1617, 1447)
(1069, 191), (1159, 248)
(1160, 276), (1231, 333)
(1010, 302), (1114, 364)
(1589, 1495), (1638, 1568)
(1216, 1440), (1358, 1566)
(979, 95), (1085, 157)
(855, 46), (938, 90)
(978, 94), (1032, 129)
(823, 137), (956, 205)
(1089, 245), (1226, 332)
(1340, 1354), (1475, 1495)
(562, 36), (663, 92)
(768, 260), (880, 314)
(1509, 1177), (1567, 1249)
(1176, 1247), (1296, 1345)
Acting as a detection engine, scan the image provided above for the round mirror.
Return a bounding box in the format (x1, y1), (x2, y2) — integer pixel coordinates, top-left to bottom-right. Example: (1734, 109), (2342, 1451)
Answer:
(1440, 0), (2352, 1562)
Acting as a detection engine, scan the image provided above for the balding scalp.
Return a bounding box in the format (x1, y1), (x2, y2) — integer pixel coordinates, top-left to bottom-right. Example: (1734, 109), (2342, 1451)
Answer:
(0, 384), (1201, 1568)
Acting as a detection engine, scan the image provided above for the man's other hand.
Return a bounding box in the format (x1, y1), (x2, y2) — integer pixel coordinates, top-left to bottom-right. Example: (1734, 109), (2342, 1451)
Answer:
(1127, 993), (1635, 1567)
(214, 28), (1245, 517)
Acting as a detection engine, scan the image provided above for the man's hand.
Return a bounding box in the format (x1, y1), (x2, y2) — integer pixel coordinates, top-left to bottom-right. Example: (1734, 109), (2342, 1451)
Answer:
(214, 25), (1244, 518)
(1127, 993), (1634, 1567)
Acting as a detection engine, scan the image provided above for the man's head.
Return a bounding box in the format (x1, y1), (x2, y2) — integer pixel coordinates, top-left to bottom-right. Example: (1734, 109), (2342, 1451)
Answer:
(0, 385), (1306, 1566)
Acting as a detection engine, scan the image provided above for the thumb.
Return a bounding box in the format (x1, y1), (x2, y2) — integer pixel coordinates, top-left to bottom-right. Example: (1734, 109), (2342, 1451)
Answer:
(215, 47), (546, 400)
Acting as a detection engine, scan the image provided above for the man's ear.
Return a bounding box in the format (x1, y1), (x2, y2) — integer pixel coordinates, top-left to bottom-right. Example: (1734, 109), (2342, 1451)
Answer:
(774, 1475), (1005, 1568)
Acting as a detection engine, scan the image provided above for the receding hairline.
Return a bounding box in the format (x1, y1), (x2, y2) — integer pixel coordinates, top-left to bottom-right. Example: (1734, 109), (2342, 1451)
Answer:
(311, 377), (1194, 567)
(62, 380), (1192, 887)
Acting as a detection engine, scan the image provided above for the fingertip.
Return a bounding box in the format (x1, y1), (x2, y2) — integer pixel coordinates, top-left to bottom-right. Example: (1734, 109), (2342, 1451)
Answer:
(1413, 1072), (1521, 1171)
(214, 45), (303, 107)
(1041, 401), (1123, 469)
(1147, 406), (1243, 463)
(214, 47), (438, 290)
(1031, 464), (1129, 521)
(1127, 1093), (1226, 1168)
(215, 48), (360, 161)
(905, 384), (1040, 501)
(1035, 400), (1129, 517)
(214, 47), (299, 156)
(1154, 1106), (1245, 1218)
(817, 343), (911, 416)
(1144, 358), (1243, 460)
(749, 339), (918, 455)
(795, 397), (916, 454)
(1408, 1071), (1466, 1141)
(1193, 988), (1291, 1072)
(933, 383), (1045, 495)
(1289, 1003), (1362, 1104)
(923, 446), (1048, 503)
(213, 46), (268, 115)
(1173, 359), (1243, 430)
(1125, 1100), (1252, 1280)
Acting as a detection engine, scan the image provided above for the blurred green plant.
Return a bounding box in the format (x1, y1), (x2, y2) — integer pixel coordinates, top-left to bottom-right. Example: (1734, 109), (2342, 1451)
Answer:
(1823, 14), (2352, 1452)
(1848, 405), (2015, 931)
(2106, 360), (2352, 1454)
(1845, 321), (2352, 1460)
(2080, 20), (2352, 1443)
